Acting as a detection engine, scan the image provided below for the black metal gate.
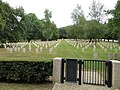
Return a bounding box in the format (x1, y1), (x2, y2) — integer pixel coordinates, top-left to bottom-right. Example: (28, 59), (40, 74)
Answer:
(82, 60), (107, 85)
(81, 60), (112, 87)
(61, 59), (112, 87)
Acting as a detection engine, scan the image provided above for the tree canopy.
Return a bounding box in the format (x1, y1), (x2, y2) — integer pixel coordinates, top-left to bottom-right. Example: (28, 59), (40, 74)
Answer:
(0, 1), (59, 44)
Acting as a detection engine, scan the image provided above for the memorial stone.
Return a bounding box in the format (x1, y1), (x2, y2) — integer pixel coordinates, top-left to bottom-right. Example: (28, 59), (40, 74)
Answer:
(74, 45), (75, 47)
(46, 44), (48, 48)
(40, 47), (42, 52)
(10, 48), (13, 53)
(94, 45), (96, 49)
(82, 48), (84, 52)
(23, 48), (26, 53)
(36, 48), (38, 53)
(110, 46), (112, 49)
(115, 48), (118, 52)
(7, 47), (10, 51)
(13, 45), (15, 48)
(114, 53), (118, 60)
(108, 53), (113, 60)
(77, 45), (79, 49)
(14, 47), (17, 51)
(93, 48), (96, 52)
(94, 52), (98, 59)
(104, 48), (107, 52)
(49, 48), (52, 53)
(29, 43), (31, 51)
(18, 47), (20, 51)
(4, 44), (6, 49)
(66, 59), (77, 83)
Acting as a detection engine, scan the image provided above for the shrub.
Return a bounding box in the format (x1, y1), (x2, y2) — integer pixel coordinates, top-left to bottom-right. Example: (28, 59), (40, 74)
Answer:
(0, 61), (53, 83)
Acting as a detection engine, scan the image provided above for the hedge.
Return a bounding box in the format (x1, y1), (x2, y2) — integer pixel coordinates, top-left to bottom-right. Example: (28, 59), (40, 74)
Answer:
(0, 61), (53, 83)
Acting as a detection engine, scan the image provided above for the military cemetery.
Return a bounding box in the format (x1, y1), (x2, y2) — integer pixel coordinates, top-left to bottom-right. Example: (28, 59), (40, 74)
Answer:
(0, 0), (120, 90)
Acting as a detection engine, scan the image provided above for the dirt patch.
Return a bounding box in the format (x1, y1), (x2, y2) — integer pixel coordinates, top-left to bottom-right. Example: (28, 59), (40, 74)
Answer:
(0, 82), (54, 90)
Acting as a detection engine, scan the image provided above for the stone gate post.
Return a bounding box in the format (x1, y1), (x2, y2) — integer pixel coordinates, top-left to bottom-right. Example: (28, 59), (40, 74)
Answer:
(53, 58), (64, 84)
(111, 60), (120, 89)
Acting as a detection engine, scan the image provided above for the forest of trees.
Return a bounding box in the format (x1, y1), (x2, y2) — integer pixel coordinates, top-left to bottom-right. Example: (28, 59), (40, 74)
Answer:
(0, 0), (59, 43)
(0, 0), (120, 44)
(59, 0), (120, 44)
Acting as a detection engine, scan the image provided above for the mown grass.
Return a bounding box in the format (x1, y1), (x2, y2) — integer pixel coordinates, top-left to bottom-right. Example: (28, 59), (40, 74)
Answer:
(0, 39), (119, 61)
(53, 40), (120, 60)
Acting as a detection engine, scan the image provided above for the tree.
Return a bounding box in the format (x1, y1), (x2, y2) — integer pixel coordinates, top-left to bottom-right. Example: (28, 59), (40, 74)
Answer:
(0, 1), (19, 43)
(42, 9), (53, 41)
(42, 9), (59, 41)
(85, 20), (104, 42)
(21, 13), (41, 42)
(51, 22), (59, 40)
(71, 5), (86, 41)
(111, 0), (120, 44)
(0, 1), (25, 43)
(87, 0), (104, 42)
(106, 0), (120, 44)
(59, 27), (67, 39)
(89, 0), (104, 22)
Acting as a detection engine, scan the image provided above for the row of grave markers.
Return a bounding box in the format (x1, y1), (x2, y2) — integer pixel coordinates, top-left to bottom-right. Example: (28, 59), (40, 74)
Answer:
(3, 40), (61, 54)
(65, 39), (119, 60)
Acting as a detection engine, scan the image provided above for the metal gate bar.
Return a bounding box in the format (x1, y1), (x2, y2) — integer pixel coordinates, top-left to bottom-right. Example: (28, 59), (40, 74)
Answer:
(83, 60), (107, 86)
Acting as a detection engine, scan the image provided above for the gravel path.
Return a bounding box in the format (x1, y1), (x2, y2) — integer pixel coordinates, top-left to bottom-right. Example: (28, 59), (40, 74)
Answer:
(52, 83), (117, 90)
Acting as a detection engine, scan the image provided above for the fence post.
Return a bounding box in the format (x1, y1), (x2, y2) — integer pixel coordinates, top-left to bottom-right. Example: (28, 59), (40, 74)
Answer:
(79, 60), (82, 85)
(53, 58), (64, 84)
(106, 60), (112, 87)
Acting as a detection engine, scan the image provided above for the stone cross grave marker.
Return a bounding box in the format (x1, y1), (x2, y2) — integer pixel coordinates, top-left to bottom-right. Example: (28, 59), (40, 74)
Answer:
(49, 48), (52, 53)
(23, 48), (26, 53)
(4, 44), (6, 49)
(82, 48), (84, 52)
(46, 44), (48, 48)
(85, 46), (87, 49)
(10, 48), (13, 53)
(14, 47), (17, 51)
(13, 45), (15, 49)
(104, 48), (107, 52)
(7, 47), (10, 51)
(110, 45), (112, 50)
(40, 47), (42, 52)
(29, 43), (31, 51)
(114, 53), (118, 60)
(115, 48), (118, 52)
(77, 45), (79, 49)
(17, 47), (20, 51)
(108, 53), (113, 60)
(94, 52), (98, 59)
(93, 45), (96, 52)
(35, 48), (38, 53)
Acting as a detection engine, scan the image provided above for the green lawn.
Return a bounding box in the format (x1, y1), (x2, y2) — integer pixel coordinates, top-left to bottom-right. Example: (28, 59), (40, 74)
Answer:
(0, 39), (119, 61)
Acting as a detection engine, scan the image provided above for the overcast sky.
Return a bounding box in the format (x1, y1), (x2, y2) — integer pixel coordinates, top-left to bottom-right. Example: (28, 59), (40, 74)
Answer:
(2, 0), (117, 28)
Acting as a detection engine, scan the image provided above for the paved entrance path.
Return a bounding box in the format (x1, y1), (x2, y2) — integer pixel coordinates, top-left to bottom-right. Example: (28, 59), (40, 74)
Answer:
(52, 83), (118, 90)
